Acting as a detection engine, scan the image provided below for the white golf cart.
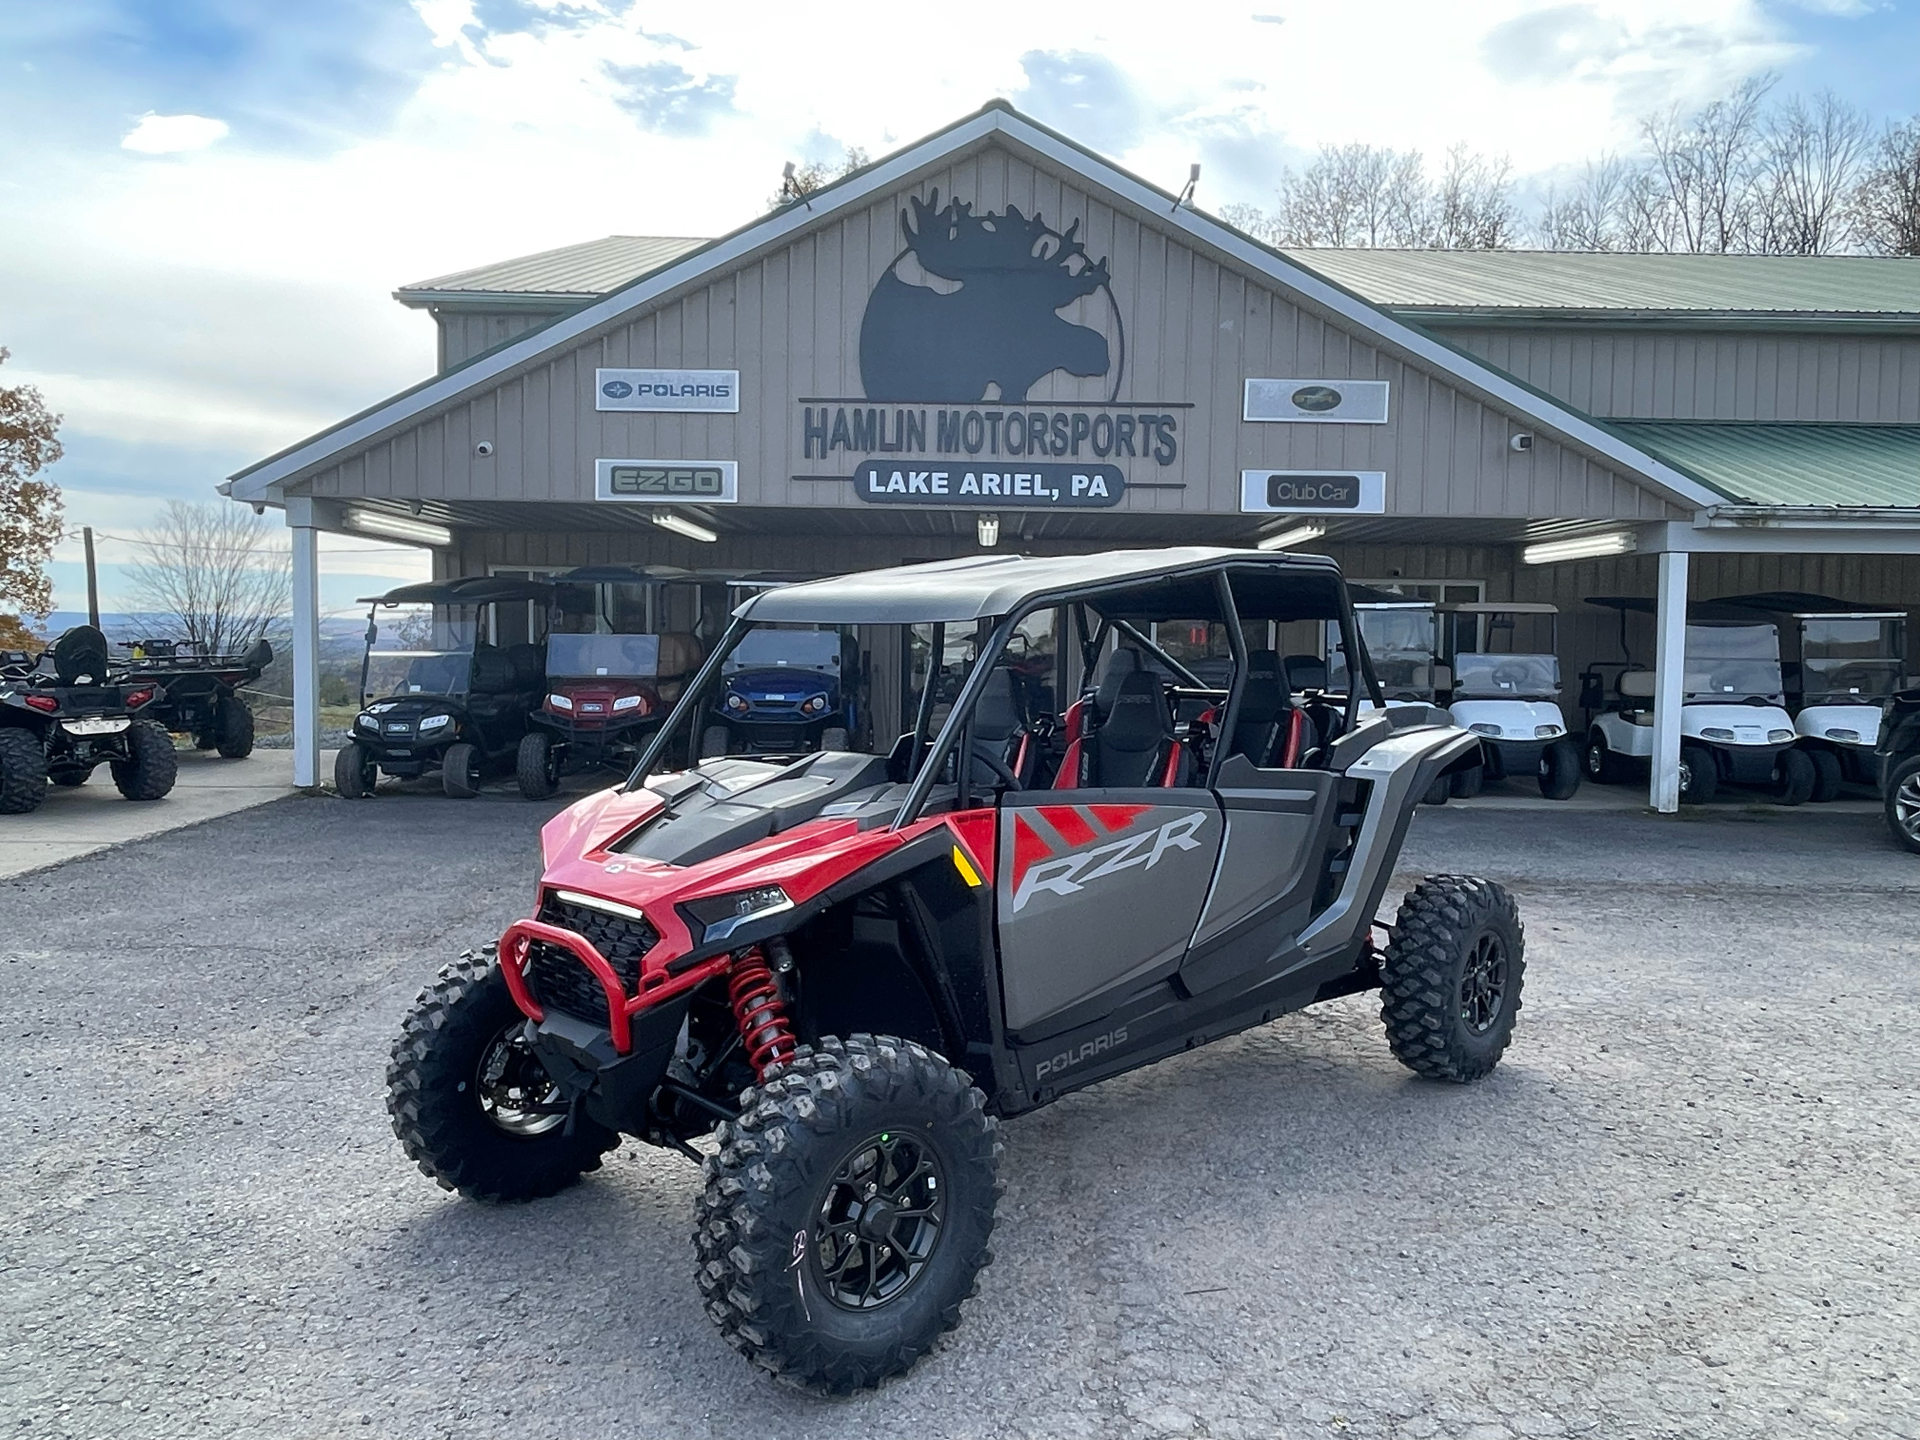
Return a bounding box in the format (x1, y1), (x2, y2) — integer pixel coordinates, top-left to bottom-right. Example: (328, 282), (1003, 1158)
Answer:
(1580, 596), (1812, 806)
(1438, 602), (1580, 800)
(1718, 592), (1909, 803)
(1325, 588), (1456, 804)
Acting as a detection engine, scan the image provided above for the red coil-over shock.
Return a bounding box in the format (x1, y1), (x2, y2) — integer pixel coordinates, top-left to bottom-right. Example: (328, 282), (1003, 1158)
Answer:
(728, 939), (796, 1079)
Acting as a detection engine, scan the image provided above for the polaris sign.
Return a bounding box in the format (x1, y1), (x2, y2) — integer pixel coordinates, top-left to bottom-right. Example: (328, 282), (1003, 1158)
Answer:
(596, 368), (739, 413)
(1240, 470), (1386, 514)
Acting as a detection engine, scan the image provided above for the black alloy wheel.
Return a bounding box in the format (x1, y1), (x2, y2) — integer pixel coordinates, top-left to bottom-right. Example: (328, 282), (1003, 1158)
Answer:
(1886, 756), (1920, 855)
(809, 1132), (947, 1311)
(473, 1023), (566, 1137)
(1458, 932), (1509, 1035)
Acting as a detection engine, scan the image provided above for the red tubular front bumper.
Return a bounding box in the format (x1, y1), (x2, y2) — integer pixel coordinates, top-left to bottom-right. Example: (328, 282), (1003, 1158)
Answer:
(498, 917), (731, 1056)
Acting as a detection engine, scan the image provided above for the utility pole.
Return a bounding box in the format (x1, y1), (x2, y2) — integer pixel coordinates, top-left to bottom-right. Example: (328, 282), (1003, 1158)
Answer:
(83, 527), (100, 629)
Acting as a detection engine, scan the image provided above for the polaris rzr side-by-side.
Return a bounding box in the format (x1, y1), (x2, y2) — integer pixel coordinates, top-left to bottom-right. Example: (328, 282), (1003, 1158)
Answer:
(0, 626), (177, 813)
(335, 577), (552, 799)
(385, 548), (1518, 1392)
(1581, 596), (1812, 805)
(118, 635), (273, 759)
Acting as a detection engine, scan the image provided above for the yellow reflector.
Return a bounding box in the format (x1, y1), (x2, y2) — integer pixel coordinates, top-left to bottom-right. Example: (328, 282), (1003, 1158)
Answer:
(951, 845), (984, 888)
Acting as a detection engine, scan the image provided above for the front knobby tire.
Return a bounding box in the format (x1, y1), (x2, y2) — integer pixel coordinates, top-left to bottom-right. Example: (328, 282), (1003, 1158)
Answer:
(693, 1034), (1001, 1394)
(516, 731), (560, 800)
(1539, 739), (1582, 800)
(111, 719), (178, 801)
(1381, 875), (1525, 1083)
(335, 740), (378, 798)
(441, 741), (481, 799)
(386, 946), (618, 1202)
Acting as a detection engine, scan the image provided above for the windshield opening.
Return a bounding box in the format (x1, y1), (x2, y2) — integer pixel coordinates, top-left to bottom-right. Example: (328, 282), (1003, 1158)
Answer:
(1683, 623), (1783, 701)
(546, 632), (660, 679)
(1327, 606), (1438, 700)
(1799, 617), (1906, 702)
(1453, 653), (1559, 699)
(363, 609), (479, 701)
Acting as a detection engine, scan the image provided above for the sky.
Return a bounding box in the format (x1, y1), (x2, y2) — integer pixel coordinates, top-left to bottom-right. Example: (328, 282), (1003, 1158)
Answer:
(2, 0), (1916, 620)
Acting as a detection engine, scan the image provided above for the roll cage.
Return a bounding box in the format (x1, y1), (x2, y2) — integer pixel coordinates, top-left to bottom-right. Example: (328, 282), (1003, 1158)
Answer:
(625, 550), (1388, 827)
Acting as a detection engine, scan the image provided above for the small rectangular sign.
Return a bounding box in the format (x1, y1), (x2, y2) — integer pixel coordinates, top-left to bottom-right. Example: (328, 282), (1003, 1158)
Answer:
(594, 459), (738, 503)
(596, 368), (740, 412)
(1240, 470), (1386, 514)
(853, 461), (1125, 508)
(1244, 379), (1390, 424)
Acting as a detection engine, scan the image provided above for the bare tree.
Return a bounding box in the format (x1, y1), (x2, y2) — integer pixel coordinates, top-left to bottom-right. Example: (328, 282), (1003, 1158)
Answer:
(0, 347), (64, 650)
(1853, 115), (1920, 255)
(769, 145), (869, 209)
(1756, 91), (1872, 254)
(124, 501), (289, 657)
(1639, 75), (1775, 252)
(1432, 145), (1520, 249)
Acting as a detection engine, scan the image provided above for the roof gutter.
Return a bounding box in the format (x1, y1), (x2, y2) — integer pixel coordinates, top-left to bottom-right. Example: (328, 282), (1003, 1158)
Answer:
(1699, 505), (1920, 528)
(1393, 307), (1920, 334)
(393, 289), (591, 312)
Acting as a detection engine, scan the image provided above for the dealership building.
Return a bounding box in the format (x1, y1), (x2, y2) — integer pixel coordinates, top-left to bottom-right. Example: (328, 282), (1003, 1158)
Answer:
(225, 101), (1920, 807)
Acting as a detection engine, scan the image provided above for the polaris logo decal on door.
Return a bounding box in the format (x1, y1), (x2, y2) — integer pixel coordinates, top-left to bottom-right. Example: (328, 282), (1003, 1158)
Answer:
(1008, 805), (1210, 914)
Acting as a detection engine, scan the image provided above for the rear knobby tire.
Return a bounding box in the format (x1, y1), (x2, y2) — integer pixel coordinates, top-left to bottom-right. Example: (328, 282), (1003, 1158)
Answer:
(441, 741), (481, 798)
(111, 719), (178, 801)
(1807, 748), (1843, 804)
(0, 729), (48, 814)
(1885, 756), (1920, 856)
(1679, 744), (1718, 805)
(335, 740), (378, 798)
(516, 730), (560, 800)
(1381, 875), (1524, 1083)
(214, 696), (255, 759)
(1539, 738), (1581, 800)
(1769, 748), (1814, 806)
(386, 946), (618, 1202)
(694, 1034), (1001, 1393)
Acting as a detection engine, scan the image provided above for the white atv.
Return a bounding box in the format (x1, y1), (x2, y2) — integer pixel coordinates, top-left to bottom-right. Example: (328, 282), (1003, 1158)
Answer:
(1718, 593), (1908, 804)
(1581, 598), (1812, 806)
(1439, 602), (1580, 801)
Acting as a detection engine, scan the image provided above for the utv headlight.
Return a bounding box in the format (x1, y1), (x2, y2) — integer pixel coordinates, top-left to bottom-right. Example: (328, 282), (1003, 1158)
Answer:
(725, 693), (749, 714)
(681, 885), (794, 944)
(548, 693), (574, 711)
(612, 694), (644, 712)
(1769, 729), (1796, 744)
(355, 713), (378, 731)
(803, 693), (830, 715)
(1535, 724), (1563, 738)
(1701, 727), (1736, 741)
(1824, 727), (1860, 742)
(418, 713), (451, 731)
(1469, 722), (1501, 737)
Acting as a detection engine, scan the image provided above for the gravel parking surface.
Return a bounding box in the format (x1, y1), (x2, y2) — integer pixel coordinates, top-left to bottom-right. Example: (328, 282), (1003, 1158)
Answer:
(3, 791), (1916, 1439)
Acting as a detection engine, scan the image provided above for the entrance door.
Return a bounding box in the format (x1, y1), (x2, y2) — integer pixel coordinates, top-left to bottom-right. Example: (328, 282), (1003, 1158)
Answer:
(994, 790), (1222, 1042)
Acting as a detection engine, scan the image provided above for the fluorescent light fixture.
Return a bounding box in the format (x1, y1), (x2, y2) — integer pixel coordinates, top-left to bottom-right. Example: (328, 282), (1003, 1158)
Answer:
(976, 513), (1001, 547)
(652, 511), (718, 543)
(1521, 531), (1636, 565)
(1255, 520), (1327, 551)
(345, 507), (452, 547)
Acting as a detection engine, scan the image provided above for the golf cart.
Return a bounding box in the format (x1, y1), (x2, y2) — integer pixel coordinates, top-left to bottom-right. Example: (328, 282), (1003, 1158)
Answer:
(1324, 588), (1455, 804)
(1581, 596), (1811, 805)
(1716, 592), (1909, 803)
(117, 635), (273, 759)
(385, 548), (1509, 1393)
(1438, 602), (1580, 801)
(336, 577), (553, 799)
(1879, 685), (1920, 853)
(700, 624), (859, 757)
(0, 625), (176, 813)
(515, 566), (706, 801)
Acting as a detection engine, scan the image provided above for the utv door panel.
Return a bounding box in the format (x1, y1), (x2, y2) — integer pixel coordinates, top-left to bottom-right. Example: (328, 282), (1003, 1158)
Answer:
(1179, 764), (1339, 997)
(995, 790), (1222, 1039)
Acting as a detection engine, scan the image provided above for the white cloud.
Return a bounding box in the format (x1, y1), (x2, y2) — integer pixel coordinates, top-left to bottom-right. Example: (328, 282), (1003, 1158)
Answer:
(120, 113), (231, 155)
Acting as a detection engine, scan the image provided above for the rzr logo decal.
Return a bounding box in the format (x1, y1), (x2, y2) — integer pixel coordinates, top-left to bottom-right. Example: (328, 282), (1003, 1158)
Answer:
(1008, 804), (1210, 914)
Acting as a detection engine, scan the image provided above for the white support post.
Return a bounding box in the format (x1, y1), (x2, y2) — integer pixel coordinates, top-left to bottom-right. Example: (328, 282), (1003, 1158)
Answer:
(288, 508), (322, 789)
(1649, 550), (1688, 814)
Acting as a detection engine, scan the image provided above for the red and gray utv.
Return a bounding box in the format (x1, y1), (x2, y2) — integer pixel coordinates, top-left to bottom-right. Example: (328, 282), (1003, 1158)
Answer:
(386, 548), (1514, 1391)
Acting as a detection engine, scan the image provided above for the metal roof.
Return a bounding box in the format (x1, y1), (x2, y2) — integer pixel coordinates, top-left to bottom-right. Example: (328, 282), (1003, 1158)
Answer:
(395, 235), (709, 305)
(1610, 423), (1920, 507)
(738, 547), (1338, 624)
(1278, 249), (1920, 322)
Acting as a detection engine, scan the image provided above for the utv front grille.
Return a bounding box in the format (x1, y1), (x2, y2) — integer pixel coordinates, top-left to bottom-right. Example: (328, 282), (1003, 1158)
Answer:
(527, 895), (661, 1027)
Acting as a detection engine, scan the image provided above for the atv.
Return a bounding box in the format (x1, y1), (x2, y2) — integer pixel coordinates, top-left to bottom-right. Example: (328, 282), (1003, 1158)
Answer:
(0, 625), (177, 813)
(1879, 686), (1920, 854)
(335, 577), (552, 800)
(1716, 592), (1907, 803)
(117, 635), (274, 759)
(1581, 596), (1811, 805)
(1437, 602), (1581, 801)
(385, 548), (1513, 1392)
(699, 624), (859, 758)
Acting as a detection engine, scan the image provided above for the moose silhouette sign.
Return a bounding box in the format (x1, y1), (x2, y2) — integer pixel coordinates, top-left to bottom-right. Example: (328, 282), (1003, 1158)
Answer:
(857, 191), (1120, 403)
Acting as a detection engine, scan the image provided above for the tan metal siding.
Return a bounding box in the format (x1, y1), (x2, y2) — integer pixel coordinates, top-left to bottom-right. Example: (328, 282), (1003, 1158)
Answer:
(435, 309), (566, 371)
(1445, 326), (1920, 423)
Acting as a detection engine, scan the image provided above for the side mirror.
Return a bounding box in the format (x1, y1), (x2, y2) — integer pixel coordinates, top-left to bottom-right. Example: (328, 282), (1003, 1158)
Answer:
(242, 639), (274, 672)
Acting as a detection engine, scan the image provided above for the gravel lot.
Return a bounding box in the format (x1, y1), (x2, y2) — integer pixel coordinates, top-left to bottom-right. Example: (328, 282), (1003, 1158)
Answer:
(3, 790), (1916, 1440)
